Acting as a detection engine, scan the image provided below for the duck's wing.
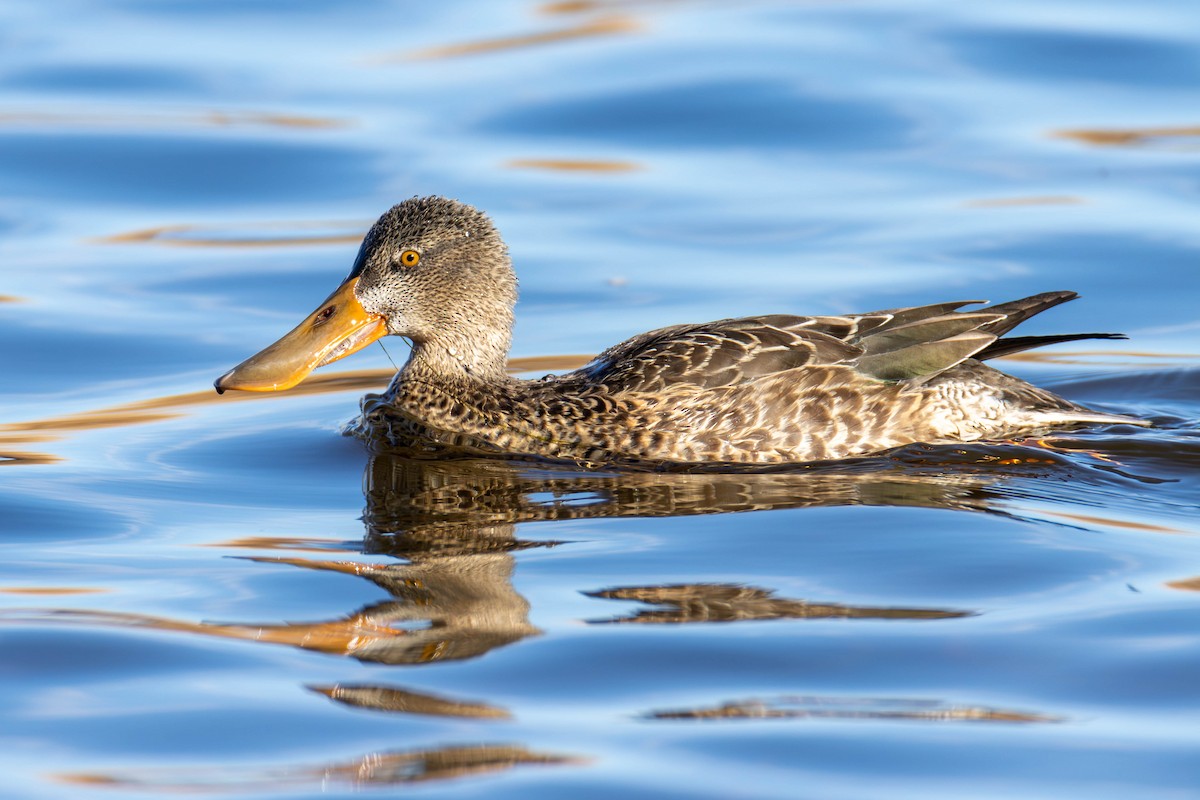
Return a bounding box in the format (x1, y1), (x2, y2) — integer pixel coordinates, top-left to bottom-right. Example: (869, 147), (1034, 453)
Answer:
(576, 317), (861, 393)
(577, 292), (1115, 392)
(820, 291), (1126, 378)
(577, 306), (1003, 392)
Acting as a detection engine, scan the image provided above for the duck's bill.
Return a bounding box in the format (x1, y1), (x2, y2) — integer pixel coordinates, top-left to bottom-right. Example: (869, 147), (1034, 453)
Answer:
(214, 277), (386, 394)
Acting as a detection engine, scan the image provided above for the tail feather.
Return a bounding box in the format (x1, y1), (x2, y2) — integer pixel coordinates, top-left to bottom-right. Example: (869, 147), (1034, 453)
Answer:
(979, 291), (1078, 338)
(1030, 407), (1152, 428)
(978, 333), (1128, 361)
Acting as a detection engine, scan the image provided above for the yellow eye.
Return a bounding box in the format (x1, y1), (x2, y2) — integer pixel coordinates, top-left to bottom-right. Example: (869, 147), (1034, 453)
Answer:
(399, 249), (420, 267)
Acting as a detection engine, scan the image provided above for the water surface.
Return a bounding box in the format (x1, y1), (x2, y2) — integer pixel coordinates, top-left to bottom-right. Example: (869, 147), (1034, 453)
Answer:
(2, 1), (1199, 798)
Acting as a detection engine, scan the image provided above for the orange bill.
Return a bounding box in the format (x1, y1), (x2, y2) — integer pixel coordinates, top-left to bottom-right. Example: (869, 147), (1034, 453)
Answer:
(214, 277), (386, 393)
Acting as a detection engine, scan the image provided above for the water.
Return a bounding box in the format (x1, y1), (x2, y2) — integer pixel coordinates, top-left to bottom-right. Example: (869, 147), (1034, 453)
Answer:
(2, 0), (1199, 797)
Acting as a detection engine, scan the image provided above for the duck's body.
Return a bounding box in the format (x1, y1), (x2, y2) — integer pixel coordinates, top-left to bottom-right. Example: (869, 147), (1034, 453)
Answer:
(216, 197), (1144, 465)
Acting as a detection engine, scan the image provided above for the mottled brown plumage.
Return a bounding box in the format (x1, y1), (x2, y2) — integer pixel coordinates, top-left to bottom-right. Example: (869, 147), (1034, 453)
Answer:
(220, 196), (1147, 465)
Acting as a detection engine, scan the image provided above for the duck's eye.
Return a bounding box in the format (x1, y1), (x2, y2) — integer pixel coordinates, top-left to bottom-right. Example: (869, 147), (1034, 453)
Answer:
(398, 249), (420, 267)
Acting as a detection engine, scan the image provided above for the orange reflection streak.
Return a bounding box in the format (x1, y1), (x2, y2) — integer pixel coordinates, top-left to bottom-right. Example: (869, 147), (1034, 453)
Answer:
(19, 607), (408, 656)
(310, 683), (512, 719)
(0, 450), (63, 466)
(964, 196), (1083, 208)
(541, 0), (607, 10)
(0, 355), (592, 464)
(93, 220), (371, 248)
(244, 555), (383, 578)
(507, 158), (643, 173)
(0, 110), (347, 130)
(1053, 125), (1200, 147)
(207, 536), (358, 552)
(997, 349), (1199, 366)
(375, 16), (639, 61)
(0, 587), (107, 595)
(1165, 577), (1200, 592)
(0, 294), (23, 303)
(540, 0), (683, 12)
(1039, 510), (1188, 534)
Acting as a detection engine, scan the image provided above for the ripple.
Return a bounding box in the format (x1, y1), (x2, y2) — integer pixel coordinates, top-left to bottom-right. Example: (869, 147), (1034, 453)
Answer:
(372, 15), (639, 62)
(0, 109), (347, 131)
(507, 157), (644, 173)
(644, 695), (1060, 724)
(482, 78), (915, 151)
(94, 219), (370, 248)
(965, 196), (1084, 208)
(0, 133), (374, 205)
(1053, 125), (1200, 149)
(946, 27), (1200, 88)
(55, 744), (581, 791)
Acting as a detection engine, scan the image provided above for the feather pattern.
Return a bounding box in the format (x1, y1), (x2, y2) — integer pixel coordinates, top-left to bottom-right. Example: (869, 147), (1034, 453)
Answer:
(305, 198), (1147, 465)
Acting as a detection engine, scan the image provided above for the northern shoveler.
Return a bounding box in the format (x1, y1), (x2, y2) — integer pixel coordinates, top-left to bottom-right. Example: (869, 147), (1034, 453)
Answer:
(215, 196), (1145, 464)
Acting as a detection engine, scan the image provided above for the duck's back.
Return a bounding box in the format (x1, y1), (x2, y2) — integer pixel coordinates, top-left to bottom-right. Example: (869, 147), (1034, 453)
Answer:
(372, 293), (1143, 465)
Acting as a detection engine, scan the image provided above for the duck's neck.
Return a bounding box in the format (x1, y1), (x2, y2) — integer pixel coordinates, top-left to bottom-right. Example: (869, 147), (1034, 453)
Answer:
(402, 326), (513, 384)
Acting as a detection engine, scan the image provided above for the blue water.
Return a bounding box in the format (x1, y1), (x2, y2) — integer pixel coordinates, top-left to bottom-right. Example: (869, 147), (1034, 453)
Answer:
(2, 0), (1199, 797)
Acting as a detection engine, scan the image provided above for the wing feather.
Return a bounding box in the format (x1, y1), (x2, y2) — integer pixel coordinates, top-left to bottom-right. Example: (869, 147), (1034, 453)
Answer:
(570, 292), (1118, 393)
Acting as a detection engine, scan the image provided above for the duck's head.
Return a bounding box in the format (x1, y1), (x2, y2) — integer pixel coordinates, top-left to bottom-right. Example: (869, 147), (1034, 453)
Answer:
(214, 197), (517, 393)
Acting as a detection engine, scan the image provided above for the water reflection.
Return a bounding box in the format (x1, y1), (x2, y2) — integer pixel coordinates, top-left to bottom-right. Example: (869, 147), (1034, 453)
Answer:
(360, 442), (1052, 522)
(93, 219), (369, 248)
(964, 195), (1083, 208)
(57, 744), (578, 792)
(4, 446), (1028, 664)
(0, 358), (590, 464)
(5, 438), (1139, 790)
(644, 696), (1059, 724)
(586, 583), (971, 624)
(1053, 125), (1200, 148)
(14, 521), (541, 664)
(506, 157), (643, 172)
(374, 15), (639, 62)
(0, 110), (346, 131)
(310, 683), (511, 719)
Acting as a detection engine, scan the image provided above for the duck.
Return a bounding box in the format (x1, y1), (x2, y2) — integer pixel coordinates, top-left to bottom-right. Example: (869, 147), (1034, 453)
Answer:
(215, 196), (1145, 465)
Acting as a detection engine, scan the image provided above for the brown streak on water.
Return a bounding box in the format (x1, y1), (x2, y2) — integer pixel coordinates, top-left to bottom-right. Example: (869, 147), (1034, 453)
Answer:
(997, 350), (1200, 365)
(206, 536), (358, 552)
(23, 607), (411, 656)
(507, 158), (643, 173)
(1040, 510), (1189, 534)
(0, 110), (348, 131)
(55, 744), (580, 791)
(0, 587), (107, 595)
(310, 683), (512, 719)
(375, 16), (639, 61)
(93, 220), (371, 248)
(540, 0), (687, 13)
(0, 451), (64, 466)
(1165, 577), (1200, 592)
(645, 696), (1059, 723)
(1053, 125), (1200, 147)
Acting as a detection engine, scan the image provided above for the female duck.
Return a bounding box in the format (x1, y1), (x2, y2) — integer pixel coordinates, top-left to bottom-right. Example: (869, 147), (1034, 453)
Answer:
(215, 197), (1143, 464)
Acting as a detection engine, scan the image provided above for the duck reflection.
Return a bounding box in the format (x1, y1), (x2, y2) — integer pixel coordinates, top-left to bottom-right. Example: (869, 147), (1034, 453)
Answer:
(360, 439), (1022, 530)
(309, 683), (511, 719)
(643, 695), (1059, 724)
(9, 442), (1034, 670)
(586, 583), (971, 624)
(57, 743), (580, 792)
(15, 444), (1066, 791)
